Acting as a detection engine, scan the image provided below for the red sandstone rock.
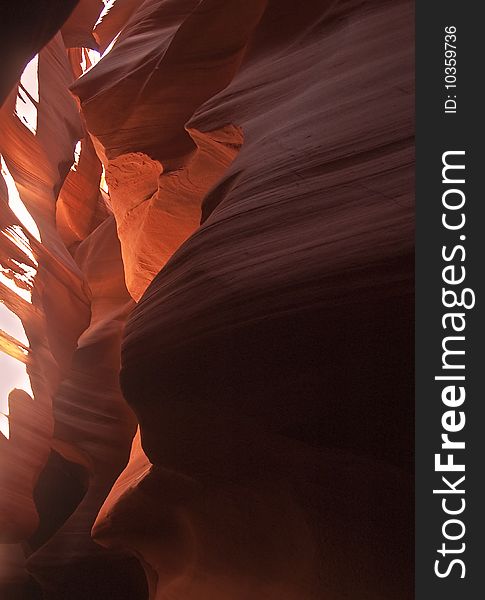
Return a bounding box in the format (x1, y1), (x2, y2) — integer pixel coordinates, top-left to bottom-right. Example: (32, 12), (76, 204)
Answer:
(1, 1), (414, 598)
(0, 1), (79, 105)
(93, 0), (147, 54)
(0, 29), (137, 597)
(1, 34), (90, 555)
(27, 216), (143, 598)
(56, 133), (106, 252)
(61, 0), (105, 49)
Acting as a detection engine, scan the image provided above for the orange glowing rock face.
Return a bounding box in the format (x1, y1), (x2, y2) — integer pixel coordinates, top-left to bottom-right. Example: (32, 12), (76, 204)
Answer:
(105, 125), (243, 300)
(1, 0), (414, 598)
(0, 33), (89, 549)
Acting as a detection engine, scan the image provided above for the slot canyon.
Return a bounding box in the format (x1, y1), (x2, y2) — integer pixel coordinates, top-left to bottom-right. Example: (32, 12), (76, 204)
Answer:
(0, 1), (414, 598)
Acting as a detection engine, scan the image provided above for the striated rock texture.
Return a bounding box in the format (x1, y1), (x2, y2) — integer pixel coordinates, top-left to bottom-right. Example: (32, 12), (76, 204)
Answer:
(1, 32), (89, 548)
(1, 0), (414, 599)
(0, 1), (79, 106)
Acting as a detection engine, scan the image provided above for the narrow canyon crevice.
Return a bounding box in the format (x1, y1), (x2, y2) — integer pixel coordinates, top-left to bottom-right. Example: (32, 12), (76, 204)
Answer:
(1, 1), (414, 598)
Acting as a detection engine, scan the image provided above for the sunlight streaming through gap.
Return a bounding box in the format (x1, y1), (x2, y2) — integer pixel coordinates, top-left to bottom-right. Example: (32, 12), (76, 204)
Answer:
(101, 33), (121, 59)
(100, 165), (109, 194)
(0, 307), (33, 440)
(14, 54), (39, 135)
(71, 140), (82, 172)
(0, 161), (38, 439)
(1, 155), (41, 242)
(95, 0), (116, 27)
(80, 48), (101, 74)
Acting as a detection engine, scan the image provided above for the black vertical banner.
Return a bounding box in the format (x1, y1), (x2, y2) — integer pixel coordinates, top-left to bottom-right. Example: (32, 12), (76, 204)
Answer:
(416, 3), (483, 598)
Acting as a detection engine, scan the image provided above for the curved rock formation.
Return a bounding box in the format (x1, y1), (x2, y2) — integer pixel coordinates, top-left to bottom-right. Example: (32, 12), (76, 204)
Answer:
(61, 0), (105, 50)
(27, 216), (147, 599)
(0, 18), (142, 598)
(0, 1), (79, 106)
(1, 0), (414, 598)
(93, 0), (147, 54)
(1, 32), (89, 548)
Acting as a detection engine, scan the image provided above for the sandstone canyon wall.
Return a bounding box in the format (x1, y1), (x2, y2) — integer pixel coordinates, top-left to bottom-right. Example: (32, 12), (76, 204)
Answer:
(1, 1), (414, 598)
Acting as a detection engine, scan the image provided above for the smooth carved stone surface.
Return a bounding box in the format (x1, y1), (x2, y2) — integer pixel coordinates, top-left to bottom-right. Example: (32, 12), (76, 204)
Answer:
(0, 1), (79, 105)
(71, 0), (265, 162)
(56, 133), (106, 252)
(0, 34), (90, 548)
(61, 0), (105, 49)
(71, 0), (254, 299)
(96, 0), (414, 599)
(26, 216), (145, 598)
(93, 0), (148, 54)
(105, 125), (243, 300)
(1, 0), (414, 598)
(0, 22), (141, 598)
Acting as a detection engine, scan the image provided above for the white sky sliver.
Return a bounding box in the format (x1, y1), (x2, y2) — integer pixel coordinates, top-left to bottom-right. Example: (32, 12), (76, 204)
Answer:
(15, 54), (39, 135)
(0, 157), (39, 439)
(1, 155), (41, 243)
(71, 140), (82, 172)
